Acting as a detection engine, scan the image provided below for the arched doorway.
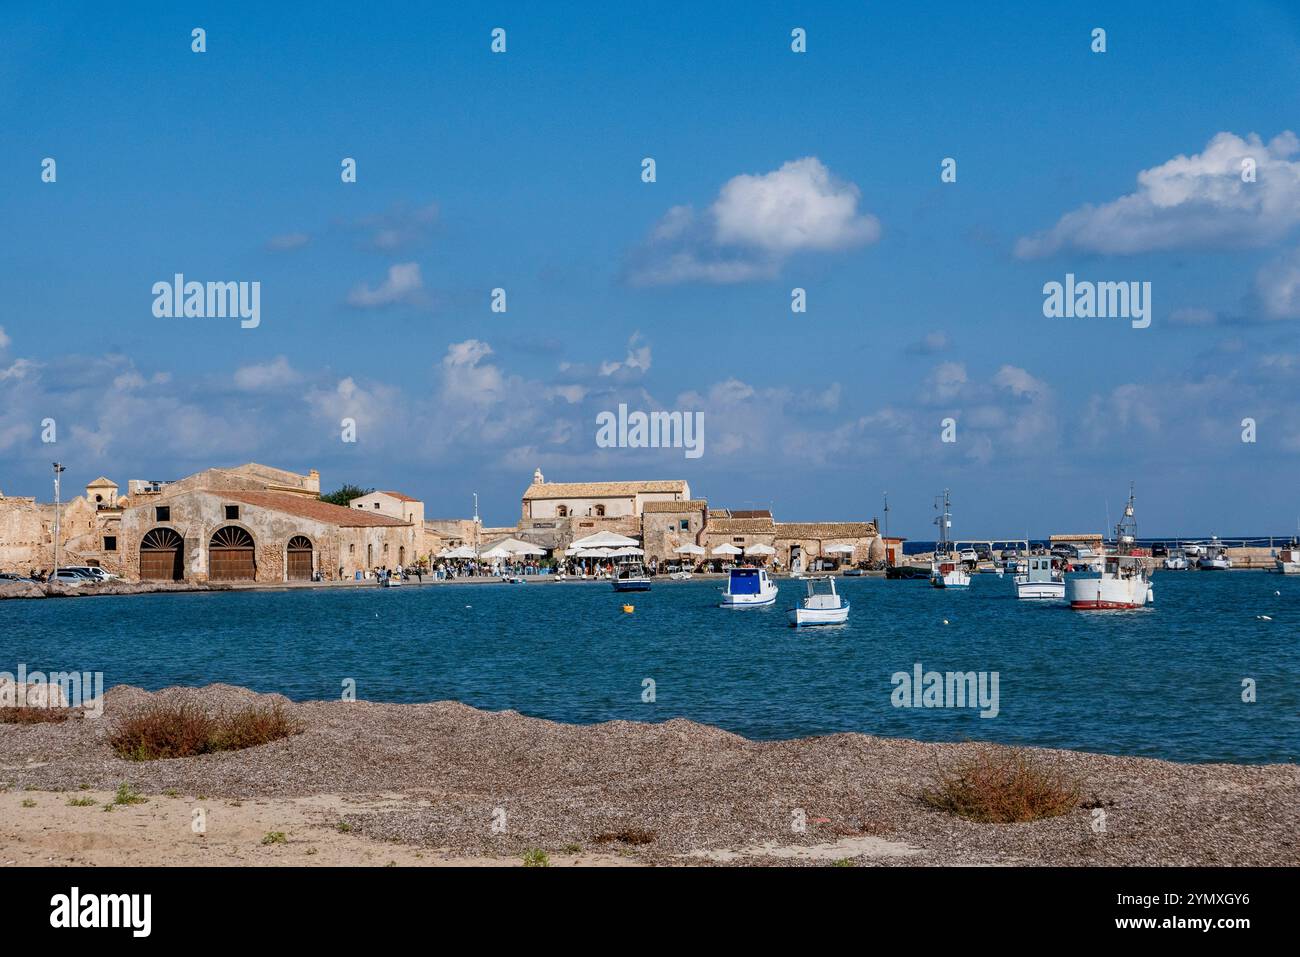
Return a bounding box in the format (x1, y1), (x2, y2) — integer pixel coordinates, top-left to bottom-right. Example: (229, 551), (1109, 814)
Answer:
(286, 536), (313, 581)
(209, 526), (256, 581)
(139, 527), (184, 581)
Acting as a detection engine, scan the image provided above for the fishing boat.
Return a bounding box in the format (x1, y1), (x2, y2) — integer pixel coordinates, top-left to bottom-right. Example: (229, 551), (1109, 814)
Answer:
(929, 490), (970, 589)
(380, 572), (402, 587)
(668, 570), (693, 581)
(1067, 484), (1153, 610)
(787, 576), (849, 626)
(611, 559), (652, 592)
(886, 564), (930, 580)
(1014, 555), (1065, 600)
(1162, 548), (1190, 570)
(719, 566), (778, 607)
(1275, 540), (1300, 574)
(1196, 537), (1231, 571)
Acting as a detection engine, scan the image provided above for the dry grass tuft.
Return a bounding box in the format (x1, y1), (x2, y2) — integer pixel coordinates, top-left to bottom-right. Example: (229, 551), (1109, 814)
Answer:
(919, 746), (1081, 824)
(109, 702), (302, 761)
(0, 707), (73, 725)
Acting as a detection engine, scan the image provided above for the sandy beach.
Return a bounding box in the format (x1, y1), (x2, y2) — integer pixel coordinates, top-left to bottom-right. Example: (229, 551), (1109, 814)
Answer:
(2, 684), (1296, 867)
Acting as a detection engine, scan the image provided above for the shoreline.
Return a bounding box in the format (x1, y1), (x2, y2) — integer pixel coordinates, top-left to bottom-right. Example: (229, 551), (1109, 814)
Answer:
(2, 683), (1295, 867)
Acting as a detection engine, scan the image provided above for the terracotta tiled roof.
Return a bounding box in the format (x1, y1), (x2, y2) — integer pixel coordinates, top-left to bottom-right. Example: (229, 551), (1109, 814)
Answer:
(714, 508), (772, 519)
(523, 480), (687, 499)
(774, 521), (877, 539)
(705, 517), (777, 534)
(642, 499), (707, 513)
(219, 490), (409, 527)
(378, 490), (421, 503)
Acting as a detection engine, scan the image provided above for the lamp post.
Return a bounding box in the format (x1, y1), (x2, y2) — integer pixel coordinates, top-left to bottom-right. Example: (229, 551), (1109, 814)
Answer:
(882, 491), (890, 540)
(52, 462), (66, 580)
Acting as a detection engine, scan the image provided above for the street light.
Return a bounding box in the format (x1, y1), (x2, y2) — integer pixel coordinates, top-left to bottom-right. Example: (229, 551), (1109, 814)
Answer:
(52, 462), (66, 580)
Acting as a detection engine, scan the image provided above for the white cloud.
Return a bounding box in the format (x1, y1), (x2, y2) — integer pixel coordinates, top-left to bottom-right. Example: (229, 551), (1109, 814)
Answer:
(628, 157), (880, 285)
(233, 356), (301, 391)
(1256, 247), (1300, 319)
(712, 157), (881, 253)
(1015, 131), (1300, 258)
(347, 263), (424, 308)
(599, 332), (652, 377)
(906, 330), (950, 354)
(0, 326), (10, 351)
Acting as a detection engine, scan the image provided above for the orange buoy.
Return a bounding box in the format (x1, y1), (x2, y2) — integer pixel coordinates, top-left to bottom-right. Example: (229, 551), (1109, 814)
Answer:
(622, 604), (634, 613)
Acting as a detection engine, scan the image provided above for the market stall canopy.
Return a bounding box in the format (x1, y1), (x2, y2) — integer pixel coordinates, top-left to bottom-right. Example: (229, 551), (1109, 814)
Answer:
(711, 543), (743, 555)
(825, 543), (856, 554)
(569, 530), (640, 549)
(744, 543), (776, 556)
(674, 543), (706, 555)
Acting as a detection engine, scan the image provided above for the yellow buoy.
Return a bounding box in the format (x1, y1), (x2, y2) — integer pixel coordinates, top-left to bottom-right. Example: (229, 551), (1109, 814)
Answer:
(622, 604), (634, 613)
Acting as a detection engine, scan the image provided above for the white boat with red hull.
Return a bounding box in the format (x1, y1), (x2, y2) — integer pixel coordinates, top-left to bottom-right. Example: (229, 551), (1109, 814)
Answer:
(1067, 484), (1154, 610)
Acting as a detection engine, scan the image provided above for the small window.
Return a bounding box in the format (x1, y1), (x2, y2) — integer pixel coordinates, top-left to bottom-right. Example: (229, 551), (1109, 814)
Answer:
(594, 505), (606, 517)
(383, 543), (389, 554)
(225, 505), (239, 520)
(679, 519), (690, 531)
(374, 503), (380, 509)
(349, 544), (355, 554)
(155, 506), (170, 522)
(733, 536), (745, 543)
(103, 536), (117, 551)
(556, 505), (568, 517)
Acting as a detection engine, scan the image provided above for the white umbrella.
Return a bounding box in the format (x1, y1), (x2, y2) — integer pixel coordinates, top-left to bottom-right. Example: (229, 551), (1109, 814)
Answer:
(611, 545), (644, 557)
(445, 545), (477, 559)
(481, 546), (513, 559)
(745, 543), (776, 556)
(570, 530), (640, 549)
(712, 543), (742, 556)
(674, 543), (706, 555)
(825, 543), (856, 554)
(514, 545), (547, 556)
(575, 547), (613, 558)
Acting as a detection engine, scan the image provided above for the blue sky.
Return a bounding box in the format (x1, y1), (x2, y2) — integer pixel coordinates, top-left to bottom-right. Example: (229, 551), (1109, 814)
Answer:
(3, 1), (1300, 536)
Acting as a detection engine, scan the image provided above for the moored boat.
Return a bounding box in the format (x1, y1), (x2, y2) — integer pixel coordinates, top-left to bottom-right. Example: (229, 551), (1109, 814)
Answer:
(720, 566), (778, 607)
(1014, 555), (1065, 600)
(929, 489), (970, 589)
(1163, 547), (1190, 571)
(787, 576), (849, 626)
(1067, 484), (1153, 610)
(1196, 537), (1231, 571)
(611, 559), (652, 592)
(1275, 540), (1300, 574)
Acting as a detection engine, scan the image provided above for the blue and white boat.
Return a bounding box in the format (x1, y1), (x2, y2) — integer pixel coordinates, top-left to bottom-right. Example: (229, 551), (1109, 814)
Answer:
(719, 566), (778, 607)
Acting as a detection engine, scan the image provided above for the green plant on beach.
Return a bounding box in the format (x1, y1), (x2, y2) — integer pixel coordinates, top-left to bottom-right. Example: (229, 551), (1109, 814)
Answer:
(831, 857), (854, 867)
(561, 843), (582, 855)
(113, 783), (148, 806)
(20, 798), (36, 808)
(261, 831), (287, 845)
(109, 702), (302, 761)
(919, 745), (1081, 824)
(67, 796), (97, 807)
(522, 849), (550, 867)
(336, 821), (353, 833)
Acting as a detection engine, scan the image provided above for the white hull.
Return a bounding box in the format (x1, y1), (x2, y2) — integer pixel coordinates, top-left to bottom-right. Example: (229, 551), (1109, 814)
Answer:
(1197, 557), (1231, 571)
(1016, 579), (1065, 600)
(1276, 561), (1300, 575)
(787, 603), (850, 626)
(720, 588), (777, 607)
(1162, 558), (1189, 570)
(1067, 575), (1152, 609)
(930, 570), (970, 588)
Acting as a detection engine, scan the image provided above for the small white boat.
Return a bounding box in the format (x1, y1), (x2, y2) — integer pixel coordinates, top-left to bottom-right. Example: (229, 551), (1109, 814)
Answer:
(380, 574), (402, 587)
(669, 570), (693, 581)
(929, 489), (970, 588)
(1197, 537), (1231, 571)
(1068, 485), (1153, 610)
(1163, 548), (1190, 570)
(1275, 540), (1300, 575)
(787, 576), (849, 626)
(1015, 555), (1065, 600)
(719, 566), (778, 607)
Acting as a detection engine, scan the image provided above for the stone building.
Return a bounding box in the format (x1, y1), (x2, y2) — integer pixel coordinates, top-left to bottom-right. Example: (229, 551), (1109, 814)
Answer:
(516, 469), (689, 552)
(640, 500), (708, 566)
(773, 522), (882, 570)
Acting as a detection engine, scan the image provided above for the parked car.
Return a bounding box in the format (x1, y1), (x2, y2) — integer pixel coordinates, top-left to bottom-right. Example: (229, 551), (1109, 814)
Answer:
(64, 565), (113, 582)
(0, 572), (37, 584)
(50, 569), (89, 586)
(958, 548), (979, 564)
(1151, 542), (1168, 558)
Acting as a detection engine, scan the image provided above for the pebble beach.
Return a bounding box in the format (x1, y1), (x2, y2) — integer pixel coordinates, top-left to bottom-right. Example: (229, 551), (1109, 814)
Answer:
(2, 684), (1295, 867)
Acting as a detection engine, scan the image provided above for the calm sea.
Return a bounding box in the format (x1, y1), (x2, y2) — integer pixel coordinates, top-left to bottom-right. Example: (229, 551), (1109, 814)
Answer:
(3, 573), (1296, 764)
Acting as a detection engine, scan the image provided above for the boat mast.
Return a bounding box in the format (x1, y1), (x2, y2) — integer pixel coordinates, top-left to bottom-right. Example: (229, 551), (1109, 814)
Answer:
(934, 489), (952, 559)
